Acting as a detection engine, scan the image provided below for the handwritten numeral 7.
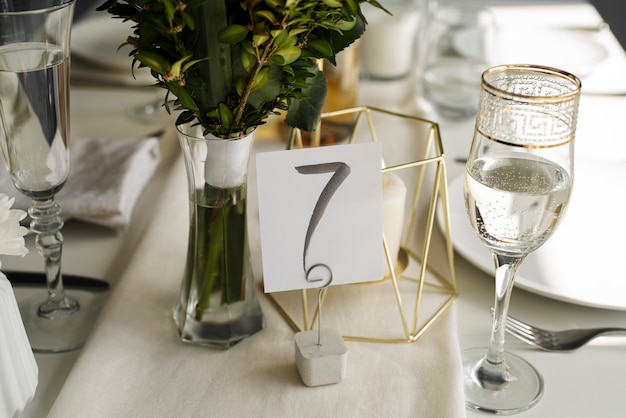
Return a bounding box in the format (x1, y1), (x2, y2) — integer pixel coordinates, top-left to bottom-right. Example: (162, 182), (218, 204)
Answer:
(295, 162), (351, 286)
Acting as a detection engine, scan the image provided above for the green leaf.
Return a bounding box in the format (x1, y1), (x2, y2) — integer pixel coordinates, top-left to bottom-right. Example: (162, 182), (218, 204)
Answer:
(163, 0), (175, 21)
(241, 41), (256, 56)
(285, 68), (327, 131)
(316, 14), (367, 65)
(366, 0), (391, 15)
(254, 9), (279, 25)
(176, 111), (196, 126)
(252, 34), (269, 47)
(248, 65), (282, 108)
(135, 51), (170, 74)
(344, 0), (359, 16)
(251, 67), (270, 90)
(307, 39), (334, 58)
(336, 17), (357, 31)
(288, 28), (308, 37)
(181, 11), (196, 30)
(265, 0), (284, 10)
(240, 48), (256, 73)
(271, 29), (289, 47)
(269, 54), (285, 65)
(322, 0), (343, 7)
(181, 58), (207, 73)
(218, 103), (233, 128)
(218, 24), (248, 44)
(167, 81), (200, 112)
(170, 54), (193, 77)
(274, 46), (301, 65)
(235, 77), (247, 96)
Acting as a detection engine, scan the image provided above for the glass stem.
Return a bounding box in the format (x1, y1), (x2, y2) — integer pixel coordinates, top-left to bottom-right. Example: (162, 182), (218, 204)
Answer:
(29, 198), (78, 319)
(476, 253), (525, 389)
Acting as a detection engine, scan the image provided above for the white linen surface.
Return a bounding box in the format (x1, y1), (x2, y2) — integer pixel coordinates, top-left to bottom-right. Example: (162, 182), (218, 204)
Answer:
(47, 155), (466, 418)
(0, 137), (161, 230)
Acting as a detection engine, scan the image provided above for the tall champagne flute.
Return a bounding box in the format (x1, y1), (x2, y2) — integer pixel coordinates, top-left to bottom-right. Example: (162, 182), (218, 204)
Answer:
(462, 64), (581, 414)
(0, 0), (92, 353)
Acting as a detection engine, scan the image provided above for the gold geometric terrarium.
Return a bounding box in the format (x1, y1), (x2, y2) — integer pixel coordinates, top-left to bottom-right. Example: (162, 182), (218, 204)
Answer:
(266, 107), (457, 343)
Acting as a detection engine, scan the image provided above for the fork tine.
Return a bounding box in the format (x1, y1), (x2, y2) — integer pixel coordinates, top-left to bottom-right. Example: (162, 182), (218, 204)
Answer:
(507, 331), (544, 348)
(503, 315), (552, 348)
(505, 321), (542, 344)
(505, 317), (538, 339)
(504, 319), (530, 335)
(506, 323), (541, 347)
(505, 314), (535, 333)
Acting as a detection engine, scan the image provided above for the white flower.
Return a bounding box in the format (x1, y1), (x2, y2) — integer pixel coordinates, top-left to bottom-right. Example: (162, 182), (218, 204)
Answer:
(0, 193), (28, 257)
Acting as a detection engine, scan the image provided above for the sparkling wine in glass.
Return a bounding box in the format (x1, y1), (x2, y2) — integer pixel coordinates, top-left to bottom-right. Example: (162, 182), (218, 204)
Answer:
(0, 0), (95, 353)
(462, 64), (581, 414)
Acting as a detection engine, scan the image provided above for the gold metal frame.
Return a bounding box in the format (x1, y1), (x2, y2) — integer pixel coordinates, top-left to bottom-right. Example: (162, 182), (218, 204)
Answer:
(267, 107), (457, 343)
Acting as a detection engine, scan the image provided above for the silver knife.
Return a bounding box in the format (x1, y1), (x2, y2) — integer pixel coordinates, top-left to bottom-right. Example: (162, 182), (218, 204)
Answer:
(5, 271), (109, 290)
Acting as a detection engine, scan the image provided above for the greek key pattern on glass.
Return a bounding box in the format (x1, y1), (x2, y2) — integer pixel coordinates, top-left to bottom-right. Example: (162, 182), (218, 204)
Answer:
(478, 74), (579, 147)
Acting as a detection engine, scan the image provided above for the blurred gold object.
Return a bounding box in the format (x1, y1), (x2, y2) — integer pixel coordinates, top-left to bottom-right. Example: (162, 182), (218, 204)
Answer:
(271, 42), (360, 147)
(320, 41), (360, 126)
(268, 107), (457, 343)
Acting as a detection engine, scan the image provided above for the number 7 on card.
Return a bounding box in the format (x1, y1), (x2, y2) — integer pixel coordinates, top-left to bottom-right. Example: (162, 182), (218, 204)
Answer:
(256, 142), (384, 293)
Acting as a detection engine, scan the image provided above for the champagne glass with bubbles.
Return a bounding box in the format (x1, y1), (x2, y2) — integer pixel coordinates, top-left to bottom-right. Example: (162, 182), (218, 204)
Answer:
(0, 0), (94, 353)
(462, 64), (580, 414)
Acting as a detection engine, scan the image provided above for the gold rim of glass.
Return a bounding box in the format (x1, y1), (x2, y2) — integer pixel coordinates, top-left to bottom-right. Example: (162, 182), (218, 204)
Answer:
(474, 128), (576, 148)
(481, 64), (582, 103)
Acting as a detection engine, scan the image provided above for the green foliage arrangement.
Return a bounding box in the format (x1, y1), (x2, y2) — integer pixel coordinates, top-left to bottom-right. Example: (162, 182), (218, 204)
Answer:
(97, 0), (385, 139)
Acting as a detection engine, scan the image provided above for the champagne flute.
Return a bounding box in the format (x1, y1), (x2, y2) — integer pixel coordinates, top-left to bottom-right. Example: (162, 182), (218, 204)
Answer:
(462, 64), (581, 414)
(0, 0), (94, 353)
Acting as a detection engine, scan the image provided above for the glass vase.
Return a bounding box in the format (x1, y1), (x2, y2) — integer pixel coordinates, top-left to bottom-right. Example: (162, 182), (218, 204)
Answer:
(173, 123), (265, 348)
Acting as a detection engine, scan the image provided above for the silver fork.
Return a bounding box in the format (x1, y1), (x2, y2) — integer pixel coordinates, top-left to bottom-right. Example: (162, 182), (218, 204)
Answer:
(505, 314), (626, 351)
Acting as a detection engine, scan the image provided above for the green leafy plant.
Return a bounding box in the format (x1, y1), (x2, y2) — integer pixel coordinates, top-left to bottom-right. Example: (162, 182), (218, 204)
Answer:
(97, 0), (386, 324)
(97, 0), (386, 139)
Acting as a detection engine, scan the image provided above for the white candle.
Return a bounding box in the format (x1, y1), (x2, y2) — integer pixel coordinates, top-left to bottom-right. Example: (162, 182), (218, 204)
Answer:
(361, 5), (420, 79)
(382, 172), (407, 276)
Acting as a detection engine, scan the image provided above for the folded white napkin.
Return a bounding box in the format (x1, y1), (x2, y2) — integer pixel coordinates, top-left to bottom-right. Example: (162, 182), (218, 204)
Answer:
(0, 136), (161, 229)
(0, 273), (38, 418)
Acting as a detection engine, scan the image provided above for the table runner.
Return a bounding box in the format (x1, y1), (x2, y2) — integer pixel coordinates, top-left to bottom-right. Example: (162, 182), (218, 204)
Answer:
(47, 154), (466, 417)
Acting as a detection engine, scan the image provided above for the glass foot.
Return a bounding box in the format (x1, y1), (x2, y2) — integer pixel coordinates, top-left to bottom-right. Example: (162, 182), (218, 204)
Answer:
(463, 347), (543, 415)
(18, 290), (105, 353)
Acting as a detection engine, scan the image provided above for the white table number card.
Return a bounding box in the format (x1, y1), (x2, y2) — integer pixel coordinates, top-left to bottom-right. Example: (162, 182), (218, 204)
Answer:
(257, 142), (384, 293)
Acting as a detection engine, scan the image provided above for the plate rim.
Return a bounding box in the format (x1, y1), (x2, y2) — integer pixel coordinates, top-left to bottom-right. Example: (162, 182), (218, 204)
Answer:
(440, 175), (626, 311)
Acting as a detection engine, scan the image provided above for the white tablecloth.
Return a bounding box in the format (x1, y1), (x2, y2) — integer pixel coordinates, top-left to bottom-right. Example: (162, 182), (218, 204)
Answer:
(17, 2), (626, 417)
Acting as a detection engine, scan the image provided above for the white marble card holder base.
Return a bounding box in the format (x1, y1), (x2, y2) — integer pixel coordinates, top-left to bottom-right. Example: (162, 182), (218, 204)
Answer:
(295, 328), (348, 387)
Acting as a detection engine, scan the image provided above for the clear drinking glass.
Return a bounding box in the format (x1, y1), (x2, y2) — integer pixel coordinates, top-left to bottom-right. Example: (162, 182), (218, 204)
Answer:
(0, 0), (94, 352)
(419, 5), (494, 119)
(462, 64), (581, 414)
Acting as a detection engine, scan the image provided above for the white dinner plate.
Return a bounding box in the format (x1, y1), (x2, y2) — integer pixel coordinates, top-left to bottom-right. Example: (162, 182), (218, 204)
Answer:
(442, 160), (626, 311)
(453, 27), (608, 79)
(493, 29), (608, 78)
(71, 15), (136, 71)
